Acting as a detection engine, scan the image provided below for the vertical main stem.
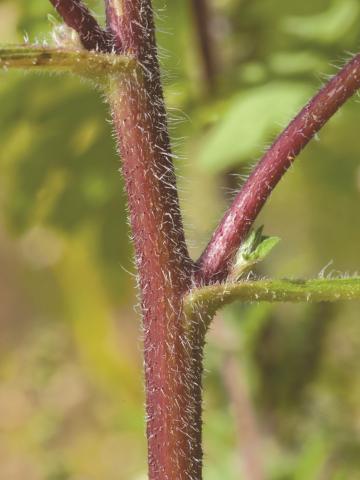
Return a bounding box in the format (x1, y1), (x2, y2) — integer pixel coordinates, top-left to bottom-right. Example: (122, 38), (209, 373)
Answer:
(105, 1), (204, 478)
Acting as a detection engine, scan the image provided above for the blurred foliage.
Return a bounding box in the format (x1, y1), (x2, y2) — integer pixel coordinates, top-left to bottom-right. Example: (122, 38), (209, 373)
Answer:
(0, 0), (360, 479)
(198, 82), (312, 172)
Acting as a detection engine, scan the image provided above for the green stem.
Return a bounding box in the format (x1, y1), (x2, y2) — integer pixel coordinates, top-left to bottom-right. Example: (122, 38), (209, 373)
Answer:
(0, 45), (134, 80)
(185, 278), (360, 321)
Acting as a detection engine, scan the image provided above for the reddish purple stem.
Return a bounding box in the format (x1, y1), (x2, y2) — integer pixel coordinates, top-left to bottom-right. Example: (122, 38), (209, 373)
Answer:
(196, 53), (360, 284)
(49, 0), (111, 51)
(105, 2), (201, 478)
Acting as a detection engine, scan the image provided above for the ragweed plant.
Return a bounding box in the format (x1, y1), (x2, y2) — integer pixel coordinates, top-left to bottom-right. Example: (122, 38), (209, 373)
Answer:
(1, 1), (360, 478)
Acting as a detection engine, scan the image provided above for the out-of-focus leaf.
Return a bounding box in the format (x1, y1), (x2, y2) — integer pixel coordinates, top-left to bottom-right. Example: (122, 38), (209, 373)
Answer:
(293, 435), (329, 480)
(0, 73), (133, 298)
(56, 232), (140, 403)
(198, 82), (312, 173)
(282, 0), (359, 44)
(269, 50), (327, 75)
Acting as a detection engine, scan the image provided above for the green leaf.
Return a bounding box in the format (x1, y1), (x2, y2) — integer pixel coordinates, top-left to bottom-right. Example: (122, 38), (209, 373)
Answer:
(282, 0), (359, 44)
(229, 226), (280, 280)
(0, 73), (133, 296)
(269, 50), (327, 76)
(251, 235), (280, 261)
(294, 435), (329, 480)
(197, 82), (312, 173)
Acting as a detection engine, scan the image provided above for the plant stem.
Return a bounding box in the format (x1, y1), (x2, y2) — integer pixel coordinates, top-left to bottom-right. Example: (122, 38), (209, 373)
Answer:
(105, 1), (203, 478)
(222, 354), (265, 480)
(196, 53), (360, 284)
(210, 317), (265, 480)
(190, 0), (217, 93)
(185, 278), (360, 321)
(0, 45), (133, 79)
(49, 0), (111, 51)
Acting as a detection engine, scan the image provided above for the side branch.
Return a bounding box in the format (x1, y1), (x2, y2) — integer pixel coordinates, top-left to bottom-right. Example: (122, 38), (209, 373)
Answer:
(196, 53), (360, 284)
(0, 45), (134, 79)
(185, 278), (360, 320)
(49, 0), (111, 51)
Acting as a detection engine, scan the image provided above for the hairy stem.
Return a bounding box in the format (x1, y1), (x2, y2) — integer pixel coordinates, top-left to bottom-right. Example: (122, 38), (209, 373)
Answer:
(0, 45), (133, 79)
(49, 0), (111, 51)
(185, 278), (360, 321)
(197, 53), (360, 284)
(105, 1), (203, 478)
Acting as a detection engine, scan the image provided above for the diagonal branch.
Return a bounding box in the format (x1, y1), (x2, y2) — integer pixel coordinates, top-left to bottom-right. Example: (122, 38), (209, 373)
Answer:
(49, 0), (112, 51)
(196, 53), (360, 284)
(0, 45), (134, 79)
(185, 278), (360, 322)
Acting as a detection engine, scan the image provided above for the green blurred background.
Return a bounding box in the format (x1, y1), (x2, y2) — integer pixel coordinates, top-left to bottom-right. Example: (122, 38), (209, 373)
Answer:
(0, 0), (360, 478)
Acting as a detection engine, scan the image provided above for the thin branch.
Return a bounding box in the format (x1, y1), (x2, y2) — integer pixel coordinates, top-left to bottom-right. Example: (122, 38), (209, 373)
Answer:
(104, 0), (124, 52)
(222, 354), (265, 480)
(185, 278), (360, 320)
(49, 0), (111, 51)
(209, 317), (265, 480)
(196, 53), (360, 284)
(0, 45), (134, 79)
(190, 0), (217, 93)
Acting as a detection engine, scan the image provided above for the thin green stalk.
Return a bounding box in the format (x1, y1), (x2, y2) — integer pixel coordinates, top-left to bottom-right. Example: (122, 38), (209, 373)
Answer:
(0, 45), (134, 80)
(185, 278), (360, 321)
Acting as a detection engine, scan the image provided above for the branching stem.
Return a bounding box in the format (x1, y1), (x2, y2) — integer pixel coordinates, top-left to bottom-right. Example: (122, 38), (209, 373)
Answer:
(196, 53), (360, 284)
(105, 1), (202, 479)
(186, 278), (360, 322)
(0, 45), (134, 79)
(27, 3), (359, 478)
(49, 0), (111, 51)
